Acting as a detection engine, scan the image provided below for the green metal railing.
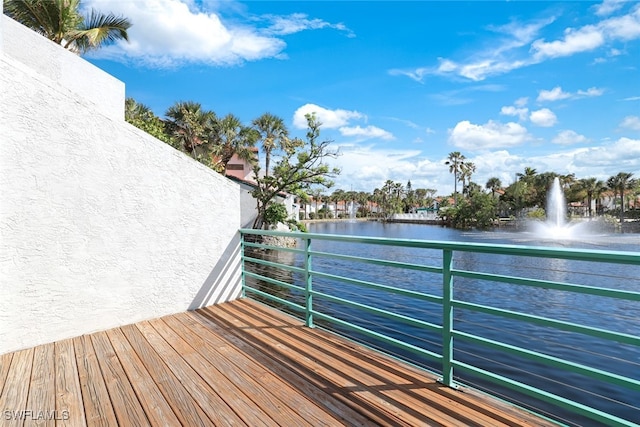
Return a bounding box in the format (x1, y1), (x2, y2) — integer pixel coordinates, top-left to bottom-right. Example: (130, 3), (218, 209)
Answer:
(239, 228), (640, 427)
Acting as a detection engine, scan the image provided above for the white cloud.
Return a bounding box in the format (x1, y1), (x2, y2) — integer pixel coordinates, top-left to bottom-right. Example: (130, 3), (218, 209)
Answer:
(84, 0), (350, 67)
(576, 87), (605, 97)
(620, 115), (640, 130)
(500, 106), (529, 121)
(530, 108), (558, 127)
(328, 145), (442, 191)
(514, 97), (529, 107)
(594, 0), (628, 17)
(537, 86), (604, 102)
(552, 130), (588, 145)
(448, 120), (532, 150)
(339, 125), (394, 140)
(572, 137), (640, 168)
(393, 4), (640, 82)
(262, 13), (354, 37)
(532, 25), (605, 60)
(537, 87), (572, 102)
(85, 0), (283, 66)
(293, 104), (393, 141)
(292, 104), (363, 129)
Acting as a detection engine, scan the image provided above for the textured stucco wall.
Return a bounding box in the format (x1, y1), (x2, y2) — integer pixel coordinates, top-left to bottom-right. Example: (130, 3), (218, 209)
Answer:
(0, 17), (242, 354)
(1, 15), (124, 121)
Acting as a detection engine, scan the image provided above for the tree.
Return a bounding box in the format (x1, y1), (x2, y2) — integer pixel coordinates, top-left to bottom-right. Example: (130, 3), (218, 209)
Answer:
(578, 177), (605, 219)
(607, 172), (636, 223)
(125, 98), (176, 147)
(403, 180), (416, 213)
(445, 152), (466, 204)
(4, 0), (131, 53)
(211, 114), (258, 175)
(485, 177), (502, 199)
(165, 101), (216, 163)
(251, 113), (340, 229)
(447, 189), (497, 229)
(252, 113), (289, 177)
(460, 162), (476, 197)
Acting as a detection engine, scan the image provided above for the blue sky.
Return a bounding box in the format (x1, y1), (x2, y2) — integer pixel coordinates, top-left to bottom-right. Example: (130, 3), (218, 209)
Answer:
(84, 0), (640, 194)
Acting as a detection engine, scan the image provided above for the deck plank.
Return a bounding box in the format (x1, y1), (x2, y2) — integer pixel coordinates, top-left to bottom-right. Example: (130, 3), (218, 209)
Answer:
(72, 335), (118, 427)
(117, 324), (214, 427)
(27, 342), (55, 427)
(105, 327), (181, 426)
(0, 348), (34, 427)
(54, 339), (86, 427)
(167, 312), (352, 427)
(0, 352), (14, 397)
(0, 299), (558, 427)
(142, 318), (275, 427)
(134, 320), (251, 427)
(90, 331), (150, 427)
(182, 311), (380, 426)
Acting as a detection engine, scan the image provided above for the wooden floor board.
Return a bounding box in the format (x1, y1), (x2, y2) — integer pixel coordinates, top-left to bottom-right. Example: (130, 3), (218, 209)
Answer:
(181, 311), (378, 427)
(0, 299), (558, 427)
(90, 331), (150, 427)
(72, 335), (118, 427)
(0, 348), (34, 427)
(27, 342), (55, 427)
(105, 327), (181, 426)
(133, 321), (250, 427)
(148, 316), (283, 427)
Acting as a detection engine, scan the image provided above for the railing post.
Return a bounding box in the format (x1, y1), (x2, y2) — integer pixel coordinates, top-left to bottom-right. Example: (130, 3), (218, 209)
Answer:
(441, 249), (455, 388)
(240, 232), (246, 298)
(305, 237), (314, 328)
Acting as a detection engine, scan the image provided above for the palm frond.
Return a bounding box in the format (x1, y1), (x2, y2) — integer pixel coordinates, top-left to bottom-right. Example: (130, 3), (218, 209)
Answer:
(71, 9), (131, 53)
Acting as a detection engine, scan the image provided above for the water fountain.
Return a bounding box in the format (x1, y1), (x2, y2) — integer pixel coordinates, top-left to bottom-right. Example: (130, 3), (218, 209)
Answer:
(532, 177), (579, 239)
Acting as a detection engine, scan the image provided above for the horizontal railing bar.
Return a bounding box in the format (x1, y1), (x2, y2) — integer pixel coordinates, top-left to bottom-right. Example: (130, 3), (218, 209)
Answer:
(311, 310), (443, 362)
(308, 250), (442, 274)
(453, 361), (637, 427)
(453, 300), (640, 347)
(243, 241), (306, 255)
(244, 271), (304, 293)
(243, 286), (305, 313)
(454, 331), (640, 392)
(240, 229), (640, 265)
(311, 270), (443, 304)
(453, 269), (640, 301)
(312, 290), (442, 333)
(243, 255), (306, 275)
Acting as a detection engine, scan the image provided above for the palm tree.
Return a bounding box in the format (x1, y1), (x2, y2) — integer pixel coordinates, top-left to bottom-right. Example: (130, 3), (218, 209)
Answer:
(4, 0), (131, 53)
(607, 172), (636, 223)
(445, 152), (466, 204)
(212, 114), (259, 175)
(579, 177), (605, 219)
(252, 113), (289, 177)
(486, 177), (502, 199)
(165, 101), (216, 160)
(459, 161), (476, 197)
(517, 167), (537, 183)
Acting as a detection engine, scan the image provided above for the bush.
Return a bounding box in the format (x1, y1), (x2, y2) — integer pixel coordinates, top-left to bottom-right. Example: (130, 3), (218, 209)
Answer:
(264, 203), (288, 227)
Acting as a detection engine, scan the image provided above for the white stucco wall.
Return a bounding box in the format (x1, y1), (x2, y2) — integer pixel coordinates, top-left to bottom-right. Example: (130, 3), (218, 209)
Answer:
(0, 17), (242, 354)
(0, 15), (124, 121)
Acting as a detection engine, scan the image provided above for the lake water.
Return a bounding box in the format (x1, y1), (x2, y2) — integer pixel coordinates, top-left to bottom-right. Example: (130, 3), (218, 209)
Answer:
(248, 221), (640, 426)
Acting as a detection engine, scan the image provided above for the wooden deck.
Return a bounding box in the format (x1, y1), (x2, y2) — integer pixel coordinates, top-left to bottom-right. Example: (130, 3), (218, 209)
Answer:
(0, 299), (557, 426)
